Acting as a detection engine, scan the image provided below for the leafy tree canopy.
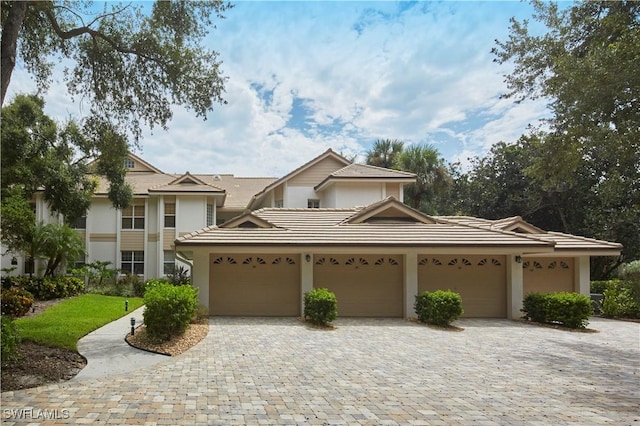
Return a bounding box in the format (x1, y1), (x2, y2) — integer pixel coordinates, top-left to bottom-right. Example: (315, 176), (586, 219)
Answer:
(1, 0), (232, 140)
(1, 94), (132, 223)
(365, 139), (404, 169)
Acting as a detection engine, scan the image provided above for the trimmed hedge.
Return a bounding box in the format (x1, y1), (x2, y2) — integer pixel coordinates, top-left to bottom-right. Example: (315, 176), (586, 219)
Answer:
(143, 283), (198, 342)
(522, 292), (593, 329)
(304, 288), (337, 325)
(414, 290), (463, 326)
(1, 287), (34, 317)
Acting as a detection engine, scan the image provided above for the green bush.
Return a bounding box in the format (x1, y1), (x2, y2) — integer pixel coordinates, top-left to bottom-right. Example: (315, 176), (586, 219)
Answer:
(144, 278), (171, 294)
(143, 283), (198, 341)
(304, 288), (337, 325)
(522, 292), (593, 329)
(601, 282), (640, 318)
(115, 274), (145, 297)
(22, 276), (84, 300)
(414, 290), (463, 326)
(590, 280), (620, 294)
(544, 292), (593, 328)
(619, 260), (640, 283)
(1, 287), (34, 317)
(522, 293), (547, 323)
(1, 316), (21, 362)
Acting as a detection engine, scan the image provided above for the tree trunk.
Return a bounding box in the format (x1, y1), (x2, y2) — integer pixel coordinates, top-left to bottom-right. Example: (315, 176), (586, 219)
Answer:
(1, 1), (28, 106)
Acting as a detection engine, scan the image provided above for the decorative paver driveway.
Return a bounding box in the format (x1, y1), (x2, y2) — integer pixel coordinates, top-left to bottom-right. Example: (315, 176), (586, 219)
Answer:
(2, 317), (639, 425)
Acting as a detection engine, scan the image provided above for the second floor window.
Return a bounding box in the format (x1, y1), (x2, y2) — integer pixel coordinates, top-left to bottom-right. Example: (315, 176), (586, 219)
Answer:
(206, 204), (214, 227)
(307, 199), (320, 209)
(122, 204), (144, 229)
(164, 203), (176, 228)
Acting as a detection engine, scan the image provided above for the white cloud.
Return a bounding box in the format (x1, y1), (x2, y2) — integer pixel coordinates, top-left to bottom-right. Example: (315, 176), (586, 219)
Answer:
(4, 1), (548, 178)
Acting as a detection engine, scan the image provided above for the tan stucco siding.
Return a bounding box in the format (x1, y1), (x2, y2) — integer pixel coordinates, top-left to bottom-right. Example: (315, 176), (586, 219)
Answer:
(163, 229), (176, 250)
(209, 254), (301, 316)
(385, 183), (400, 199)
(288, 157), (347, 186)
(313, 254), (404, 317)
(120, 231), (144, 250)
(418, 255), (507, 318)
(523, 257), (575, 294)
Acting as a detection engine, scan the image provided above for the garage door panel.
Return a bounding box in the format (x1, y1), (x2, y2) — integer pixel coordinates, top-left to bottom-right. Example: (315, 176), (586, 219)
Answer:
(418, 255), (506, 318)
(210, 254), (300, 316)
(523, 257), (574, 295)
(314, 255), (403, 317)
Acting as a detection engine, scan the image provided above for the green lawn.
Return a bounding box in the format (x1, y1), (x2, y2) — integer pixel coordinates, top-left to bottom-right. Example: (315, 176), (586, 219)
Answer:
(14, 294), (144, 351)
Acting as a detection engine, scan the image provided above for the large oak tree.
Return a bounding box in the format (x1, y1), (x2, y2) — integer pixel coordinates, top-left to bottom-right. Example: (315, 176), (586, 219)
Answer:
(1, 1), (231, 140)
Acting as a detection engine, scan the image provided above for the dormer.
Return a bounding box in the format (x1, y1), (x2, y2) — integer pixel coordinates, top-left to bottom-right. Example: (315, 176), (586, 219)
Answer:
(491, 216), (545, 234)
(342, 197), (438, 225)
(219, 212), (278, 229)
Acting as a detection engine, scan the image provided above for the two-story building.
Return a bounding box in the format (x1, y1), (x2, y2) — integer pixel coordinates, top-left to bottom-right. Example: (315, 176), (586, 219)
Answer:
(3, 149), (622, 319)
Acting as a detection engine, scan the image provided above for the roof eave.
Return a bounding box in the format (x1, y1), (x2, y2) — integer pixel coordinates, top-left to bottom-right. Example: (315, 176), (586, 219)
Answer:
(314, 177), (417, 192)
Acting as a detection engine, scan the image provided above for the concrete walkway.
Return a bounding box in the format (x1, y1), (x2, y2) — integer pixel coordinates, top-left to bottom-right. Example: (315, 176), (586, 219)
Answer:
(72, 306), (169, 381)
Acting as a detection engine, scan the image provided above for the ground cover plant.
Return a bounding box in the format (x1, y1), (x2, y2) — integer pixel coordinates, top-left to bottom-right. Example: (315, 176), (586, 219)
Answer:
(14, 294), (143, 351)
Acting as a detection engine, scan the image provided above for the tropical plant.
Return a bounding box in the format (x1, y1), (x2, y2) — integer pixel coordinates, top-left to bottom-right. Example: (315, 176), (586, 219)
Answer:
(394, 144), (452, 213)
(365, 139), (405, 169)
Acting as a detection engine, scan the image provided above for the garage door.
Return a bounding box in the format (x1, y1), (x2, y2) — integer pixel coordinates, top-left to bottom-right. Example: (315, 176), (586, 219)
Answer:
(524, 257), (574, 295)
(418, 255), (506, 318)
(313, 255), (403, 317)
(209, 254), (300, 316)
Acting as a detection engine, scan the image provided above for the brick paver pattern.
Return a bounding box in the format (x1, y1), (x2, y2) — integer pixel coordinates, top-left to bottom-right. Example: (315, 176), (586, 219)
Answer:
(1, 317), (639, 425)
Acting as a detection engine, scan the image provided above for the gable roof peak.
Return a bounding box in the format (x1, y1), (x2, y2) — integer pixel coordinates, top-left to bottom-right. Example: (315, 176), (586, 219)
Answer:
(342, 196), (439, 225)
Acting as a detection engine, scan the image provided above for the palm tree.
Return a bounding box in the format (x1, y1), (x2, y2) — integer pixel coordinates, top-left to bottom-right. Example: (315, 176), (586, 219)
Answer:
(365, 139), (404, 169)
(394, 144), (452, 212)
(34, 223), (85, 277)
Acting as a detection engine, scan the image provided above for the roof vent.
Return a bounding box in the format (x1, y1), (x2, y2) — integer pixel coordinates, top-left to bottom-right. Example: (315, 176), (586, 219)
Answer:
(214, 175), (221, 180)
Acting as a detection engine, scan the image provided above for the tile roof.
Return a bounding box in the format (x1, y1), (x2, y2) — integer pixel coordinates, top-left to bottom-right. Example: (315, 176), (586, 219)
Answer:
(315, 164), (416, 190)
(437, 216), (622, 253)
(176, 207), (555, 251)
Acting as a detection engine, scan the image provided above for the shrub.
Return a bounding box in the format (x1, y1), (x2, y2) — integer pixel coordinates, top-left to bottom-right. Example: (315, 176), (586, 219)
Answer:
(115, 274), (144, 297)
(304, 288), (337, 325)
(1, 287), (34, 317)
(1, 316), (21, 362)
(414, 290), (463, 326)
(144, 278), (171, 294)
(590, 280), (620, 294)
(619, 260), (640, 283)
(166, 265), (191, 286)
(601, 283), (640, 318)
(544, 292), (593, 329)
(522, 292), (593, 329)
(143, 283), (198, 341)
(522, 293), (547, 323)
(23, 276), (84, 300)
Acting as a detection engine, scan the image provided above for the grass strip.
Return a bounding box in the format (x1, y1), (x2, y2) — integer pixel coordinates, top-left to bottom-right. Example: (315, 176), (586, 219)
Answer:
(14, 294), (143, 351)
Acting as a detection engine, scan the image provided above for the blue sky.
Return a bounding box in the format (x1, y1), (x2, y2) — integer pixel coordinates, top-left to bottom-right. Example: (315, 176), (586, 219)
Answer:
(8, 1), (550, 177)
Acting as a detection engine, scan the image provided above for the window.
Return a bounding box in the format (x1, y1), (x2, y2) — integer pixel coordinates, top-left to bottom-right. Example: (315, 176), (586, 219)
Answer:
(71, 216), (86, 229)
(124, 158), (135, 168)
(121, 251), (144, 275)
(164, 251), (175, 275)
(73, 254), (86, 270)
(24, 257), (35, 275)
(206, 204), (214, 227)
(275, 199), (284, 208)
(307, 199), (320, 209)
(164, 203), (176, 228)
(122, 204), (145, 229)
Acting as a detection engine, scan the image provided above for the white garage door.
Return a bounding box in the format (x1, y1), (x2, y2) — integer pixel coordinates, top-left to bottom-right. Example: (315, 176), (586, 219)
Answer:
(209, 254), (300, 316)
(418, 255), (507, 318)
(313, 255), (403, 317)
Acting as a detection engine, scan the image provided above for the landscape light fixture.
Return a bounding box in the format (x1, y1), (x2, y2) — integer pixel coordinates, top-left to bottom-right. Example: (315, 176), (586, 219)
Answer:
(130, 317), (136, 336)
(125, 299), (129, 312)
